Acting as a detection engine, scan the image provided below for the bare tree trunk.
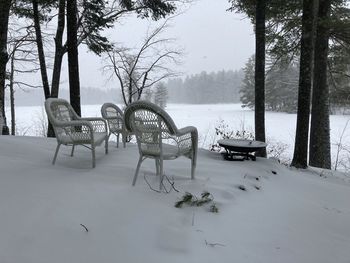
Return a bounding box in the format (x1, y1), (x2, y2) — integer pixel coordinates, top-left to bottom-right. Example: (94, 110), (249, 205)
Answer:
(291, 0), (318, 168)
(67, 0), (81, 116)
(32, 0), (56, 137)
(45, 0), (65, 137)
(309, 0), (331, 169)
(254, 0), (267, 157)
(32, 0), (50, 99)
(9, 54), (15, 135)
(51, 0), (65, 98)
(128, 81), (133, 104)
(0, 0), (11, 135)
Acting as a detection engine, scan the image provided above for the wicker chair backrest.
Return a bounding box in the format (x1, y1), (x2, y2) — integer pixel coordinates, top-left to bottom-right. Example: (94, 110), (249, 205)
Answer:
(101, 103), (124, 131)
(45, 98), (80, 140)
(124, 101), (178, 149)
(45, 98), (79, 124)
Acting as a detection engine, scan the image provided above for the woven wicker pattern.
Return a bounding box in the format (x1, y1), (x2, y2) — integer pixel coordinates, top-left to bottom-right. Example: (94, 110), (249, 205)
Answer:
(124, 100), (198, 188)
(45, 98), (108, 168)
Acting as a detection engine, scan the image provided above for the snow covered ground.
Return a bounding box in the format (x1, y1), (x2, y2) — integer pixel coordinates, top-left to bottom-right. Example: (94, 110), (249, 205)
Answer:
(0, 135), (349, 263)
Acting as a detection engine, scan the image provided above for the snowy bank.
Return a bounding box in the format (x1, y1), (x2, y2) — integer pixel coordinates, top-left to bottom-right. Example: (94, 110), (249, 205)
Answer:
(0, 136), (349, 263)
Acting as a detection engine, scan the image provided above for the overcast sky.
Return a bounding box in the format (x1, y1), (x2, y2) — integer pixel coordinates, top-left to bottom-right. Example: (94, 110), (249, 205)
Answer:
(73, 0), (255, 89)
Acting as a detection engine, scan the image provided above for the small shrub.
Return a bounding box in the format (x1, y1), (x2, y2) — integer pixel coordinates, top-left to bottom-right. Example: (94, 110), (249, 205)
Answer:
(210, 120), (254, 152)
(175, 191), (218, 213)
(210, 120), (291, 165)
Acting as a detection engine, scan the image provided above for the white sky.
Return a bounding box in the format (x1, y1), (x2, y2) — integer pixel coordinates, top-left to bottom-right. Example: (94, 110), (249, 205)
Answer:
(77, 0), (255, 89)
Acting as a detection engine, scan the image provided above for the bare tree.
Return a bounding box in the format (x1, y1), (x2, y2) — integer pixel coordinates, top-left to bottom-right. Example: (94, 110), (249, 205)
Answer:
(103, 20), (182, 106)
(67, 0), (82, 116)
(7, 22), (41, 135)
(12, 0), (188, 136)
(0, 0), (12, 135)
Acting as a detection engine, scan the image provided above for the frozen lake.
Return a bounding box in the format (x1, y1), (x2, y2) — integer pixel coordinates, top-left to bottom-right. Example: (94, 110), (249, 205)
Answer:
(7, 103), (350, 169)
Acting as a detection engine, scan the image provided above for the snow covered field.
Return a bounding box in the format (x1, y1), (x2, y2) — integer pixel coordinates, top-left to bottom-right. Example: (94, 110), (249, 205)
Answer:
(10, 103), (350, 167)
(0, 135), (349, 263)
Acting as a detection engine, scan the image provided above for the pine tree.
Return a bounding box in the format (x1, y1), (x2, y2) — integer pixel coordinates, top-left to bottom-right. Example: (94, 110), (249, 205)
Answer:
(154, 82), (168, 109)
(254, 0), (267, 157)
(240, 56), (255, 109)
(309, 0), (331, 169)
(291, 0), (318, 169)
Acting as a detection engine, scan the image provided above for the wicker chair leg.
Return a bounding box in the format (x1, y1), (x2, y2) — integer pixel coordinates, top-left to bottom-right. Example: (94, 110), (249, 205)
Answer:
(92, 145), (96, 168)
(155, 159), (160, 175)
(116, 134), (119, 148)
(107, 132), (111, 146)
(71, 145), (75, 157)
(122, 132), (127, 148)
(191, 157), (196, 180)
(132, 156), (143, 186)
(105, 137), (108, 154)
(159, 158), (164, 190)
(52, 143), (61, 165)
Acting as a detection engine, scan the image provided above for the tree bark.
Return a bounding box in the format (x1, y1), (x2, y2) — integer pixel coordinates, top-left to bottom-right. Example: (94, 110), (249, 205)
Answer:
(51, 0), (65, 98)
(309, 0), (331, 169)
(32, 0), (56, 137)
(67, 0), (81, 116)
(254, 0), (267, 157)
(9, 54), (15, 135)
(32, 0), (50, 100)
(0, 0), (11, 135)
(45, 0), (65, 137)
(291, 0), (318, 168)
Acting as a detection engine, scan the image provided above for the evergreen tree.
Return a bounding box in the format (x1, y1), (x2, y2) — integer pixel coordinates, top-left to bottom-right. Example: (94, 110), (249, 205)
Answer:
(309, 0), (331, 169)
(328, 45), (350, 110)
(265, 59), (298, 112)
(67, 0), (81, 116)
(240, 56), (255, 109)
(291, 0), (318, 169)
(254, 0), (267, 157)
(154, 82), (168, 109)
(166, 70), (243, 104)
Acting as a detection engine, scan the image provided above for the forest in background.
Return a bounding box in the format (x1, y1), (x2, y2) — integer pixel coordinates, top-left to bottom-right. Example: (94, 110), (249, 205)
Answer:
(166, 70), (243, 104)
(9, 69), (244, 106)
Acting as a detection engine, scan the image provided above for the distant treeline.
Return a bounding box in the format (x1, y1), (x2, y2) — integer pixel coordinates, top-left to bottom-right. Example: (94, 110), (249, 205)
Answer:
(9, 69), (244, 107)
(166, 70), (244, 104)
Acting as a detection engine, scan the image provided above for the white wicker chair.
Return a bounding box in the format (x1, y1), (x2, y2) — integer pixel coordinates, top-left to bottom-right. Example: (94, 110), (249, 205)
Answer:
(45, 98), (108, 168)
(124, 101), (198, 188)
(101, 102), (127, 148)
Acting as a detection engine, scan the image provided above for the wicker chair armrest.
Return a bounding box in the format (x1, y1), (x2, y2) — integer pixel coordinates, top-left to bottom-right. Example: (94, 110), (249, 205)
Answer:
(177, 126), (198, 137)
(103, 115), (123, 120)
(175, 126), (198, 152)
(80, 117), (108, 133)
(55, 120), (93, 131)
(55, 120), (95, 142)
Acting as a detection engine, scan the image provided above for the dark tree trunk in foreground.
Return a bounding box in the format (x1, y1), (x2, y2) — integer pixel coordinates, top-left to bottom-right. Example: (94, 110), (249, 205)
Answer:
(33, 0), (50, 99)
(254, 0), (267, 157)
(291, 0), (318, 168)
(32, 0), (56, 137)
(67, 0), (81, 116)
(51, 0), (65, 98)
(9, 54), (15, 135)
(309, 0), (331, 169)
(0, 0), (11, 135)
(47, 0), (65, 137)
